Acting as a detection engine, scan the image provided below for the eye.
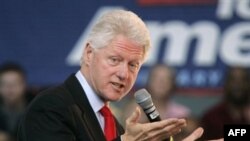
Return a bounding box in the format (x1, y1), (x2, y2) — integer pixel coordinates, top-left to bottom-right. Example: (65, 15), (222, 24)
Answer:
(108, 57), (120, 65)
(129, 62), (139, 71)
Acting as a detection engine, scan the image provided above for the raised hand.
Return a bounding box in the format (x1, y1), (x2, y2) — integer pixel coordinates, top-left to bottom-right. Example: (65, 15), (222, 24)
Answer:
(121, 107), (187, 141)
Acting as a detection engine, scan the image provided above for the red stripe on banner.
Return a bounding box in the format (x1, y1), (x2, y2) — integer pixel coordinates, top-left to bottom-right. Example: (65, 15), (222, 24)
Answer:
(138, 0), (217, 6)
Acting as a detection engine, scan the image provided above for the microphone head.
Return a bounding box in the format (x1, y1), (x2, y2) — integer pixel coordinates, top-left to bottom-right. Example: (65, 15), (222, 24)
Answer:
(134, 89), (153, 109)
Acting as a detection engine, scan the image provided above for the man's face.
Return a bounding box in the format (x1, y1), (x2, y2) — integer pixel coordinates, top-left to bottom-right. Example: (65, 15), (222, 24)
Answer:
(0, 71), (26, 104)
(83, 35), (144, 101)
(226, 68), (250, 107)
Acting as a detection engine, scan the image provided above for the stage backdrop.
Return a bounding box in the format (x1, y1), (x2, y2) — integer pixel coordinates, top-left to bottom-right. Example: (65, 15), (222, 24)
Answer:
(1, 0), (250, 95)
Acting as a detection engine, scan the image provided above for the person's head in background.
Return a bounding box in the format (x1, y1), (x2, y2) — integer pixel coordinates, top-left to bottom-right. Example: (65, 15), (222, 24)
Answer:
(80, 10), (150, 102)
(0, 131), (10, 141)
(146, 64), (176, 101)
(144, 64), (194, 140)
(0, 62), (27, 110)
(224, 67), (250, 108)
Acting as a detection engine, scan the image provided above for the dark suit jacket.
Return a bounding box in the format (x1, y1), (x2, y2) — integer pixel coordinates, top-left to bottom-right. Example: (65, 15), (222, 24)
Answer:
(17, 74), (124, 141)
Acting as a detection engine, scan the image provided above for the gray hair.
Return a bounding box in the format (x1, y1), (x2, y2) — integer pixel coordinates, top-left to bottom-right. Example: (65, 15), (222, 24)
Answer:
(87, 9), (151, 60)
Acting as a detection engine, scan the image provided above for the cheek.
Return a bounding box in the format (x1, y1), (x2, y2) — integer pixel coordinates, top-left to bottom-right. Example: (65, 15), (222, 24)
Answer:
(93, 63), (114, 86)
(91, 57), (108, 76)
(127, 74), (137, 87)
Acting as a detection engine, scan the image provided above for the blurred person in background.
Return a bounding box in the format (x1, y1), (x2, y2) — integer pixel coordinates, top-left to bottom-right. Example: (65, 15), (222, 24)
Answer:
(0, 131), (11, 141)
(147, 64), (200, 141)
(146, 64), (190, 119)
(0, 63), (28, 140)
(201, 67), (250, 140)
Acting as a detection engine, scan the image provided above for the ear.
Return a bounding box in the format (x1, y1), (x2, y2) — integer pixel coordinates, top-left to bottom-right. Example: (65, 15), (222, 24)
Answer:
(83, 43), (94, 66)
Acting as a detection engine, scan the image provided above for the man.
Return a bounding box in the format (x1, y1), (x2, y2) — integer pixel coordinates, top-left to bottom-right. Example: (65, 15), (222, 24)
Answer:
(17, 10), (204, 141)
(201, 67), (250, 140)
(0, 63), (29, 140)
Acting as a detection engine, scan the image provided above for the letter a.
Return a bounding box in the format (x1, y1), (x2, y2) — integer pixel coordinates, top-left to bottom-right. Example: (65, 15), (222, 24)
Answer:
(228, 129), (235, 136)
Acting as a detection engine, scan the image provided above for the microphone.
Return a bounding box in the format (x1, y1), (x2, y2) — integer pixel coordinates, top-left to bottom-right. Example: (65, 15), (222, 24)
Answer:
(134, 88), (161, 122)
(134, 88), (171, 141)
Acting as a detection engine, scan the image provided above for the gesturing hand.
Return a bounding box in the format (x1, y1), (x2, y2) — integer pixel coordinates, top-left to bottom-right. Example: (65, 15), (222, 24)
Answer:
(121, 107), (187, 141)
(182, 127), (204, 141)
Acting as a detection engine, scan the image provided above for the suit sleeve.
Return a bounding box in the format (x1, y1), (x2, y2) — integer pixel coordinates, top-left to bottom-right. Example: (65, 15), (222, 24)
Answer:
(18, 94), (76, 141)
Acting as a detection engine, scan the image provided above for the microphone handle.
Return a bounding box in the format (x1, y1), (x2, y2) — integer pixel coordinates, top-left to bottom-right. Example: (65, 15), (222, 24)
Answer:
(147, 115), (161, 122)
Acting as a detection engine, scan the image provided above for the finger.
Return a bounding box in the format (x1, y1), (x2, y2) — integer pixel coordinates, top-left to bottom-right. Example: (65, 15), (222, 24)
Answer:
(133, 118), (184, 141)
(146, 119), (186, 140)
(134, 118), (179, 141)
(155, 127), (182, 141)
(177, 118), (187, 124)
(168, 120), (186, 134)
(126, 107), (141, 124)
(155, 134), (176, 141)
(144, 118), (180, 131)
(159, 119), (186, 137)
(164, 119), (186, 132)
(183, 127), (204, 141)
(208, 138), (224, 141)
(159, 118), (186, 134)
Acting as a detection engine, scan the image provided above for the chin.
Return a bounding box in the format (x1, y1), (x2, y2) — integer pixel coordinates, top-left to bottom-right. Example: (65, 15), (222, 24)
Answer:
(105, 93), (124, 102)
(108, 96), (123, 102)
(102, 88), (127, 101)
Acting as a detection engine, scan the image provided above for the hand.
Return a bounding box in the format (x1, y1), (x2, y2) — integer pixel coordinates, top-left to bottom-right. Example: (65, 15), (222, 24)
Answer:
(121, 107), (187, 141)
(182, 127), (224, 141)
(182, 127), (204, 141)
(208, 139), (224, 141)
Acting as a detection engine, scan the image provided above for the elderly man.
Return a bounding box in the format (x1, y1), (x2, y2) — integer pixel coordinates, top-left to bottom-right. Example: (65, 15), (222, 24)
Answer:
(17, 10), (205, 141)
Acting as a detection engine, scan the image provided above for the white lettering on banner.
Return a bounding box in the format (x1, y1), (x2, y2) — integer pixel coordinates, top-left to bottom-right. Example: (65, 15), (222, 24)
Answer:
(145, 21), (219, 66)
(217, 0), (250, 20)
(220, 23), (250, 66)
(216, 0), (235, 19)
(237, 0), (250, 19)
(66, 6), (250, 67)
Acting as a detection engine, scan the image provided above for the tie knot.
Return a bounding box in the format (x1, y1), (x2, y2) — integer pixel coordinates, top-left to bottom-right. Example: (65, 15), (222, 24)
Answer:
(100, 105), (112, 117)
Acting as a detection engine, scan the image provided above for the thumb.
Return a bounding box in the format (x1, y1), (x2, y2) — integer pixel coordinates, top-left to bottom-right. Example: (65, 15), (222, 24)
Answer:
(126, 107), (141, 124)
(183, 127), (204, 141)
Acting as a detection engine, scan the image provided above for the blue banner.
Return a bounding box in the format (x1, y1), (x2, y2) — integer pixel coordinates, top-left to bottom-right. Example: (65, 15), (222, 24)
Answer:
(1, 0), (249, 94)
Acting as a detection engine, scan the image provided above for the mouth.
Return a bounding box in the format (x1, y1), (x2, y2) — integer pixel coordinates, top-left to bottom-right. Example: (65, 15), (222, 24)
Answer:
(111, 82), (125, 90)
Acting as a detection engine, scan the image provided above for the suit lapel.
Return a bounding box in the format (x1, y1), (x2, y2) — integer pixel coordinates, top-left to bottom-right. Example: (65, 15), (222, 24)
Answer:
(64, 74), (106, 141)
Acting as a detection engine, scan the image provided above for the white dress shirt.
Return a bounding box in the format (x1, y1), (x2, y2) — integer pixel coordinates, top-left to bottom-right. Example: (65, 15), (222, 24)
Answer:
(75, 71), (105, 132)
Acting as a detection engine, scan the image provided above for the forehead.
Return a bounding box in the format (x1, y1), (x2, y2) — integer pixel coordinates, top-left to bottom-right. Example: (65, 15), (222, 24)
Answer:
(0, 71), (24, 81)
(101, 35), (144, 60)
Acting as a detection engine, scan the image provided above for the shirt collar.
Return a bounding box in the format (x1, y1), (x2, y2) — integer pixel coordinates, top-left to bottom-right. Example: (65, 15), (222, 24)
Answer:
(75, 71), (104, 113)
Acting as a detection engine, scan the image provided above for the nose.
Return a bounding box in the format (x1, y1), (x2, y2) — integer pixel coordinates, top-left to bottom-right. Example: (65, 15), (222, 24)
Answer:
(116, 63), (129, 81)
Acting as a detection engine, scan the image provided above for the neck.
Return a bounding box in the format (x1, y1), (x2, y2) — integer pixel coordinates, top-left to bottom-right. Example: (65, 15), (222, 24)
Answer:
(80, 68), (107, 103)
(4, 98), (25, 112)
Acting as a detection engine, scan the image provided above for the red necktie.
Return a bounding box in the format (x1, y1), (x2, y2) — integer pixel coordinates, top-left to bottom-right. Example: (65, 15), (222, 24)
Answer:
(100, 105), (117, 141)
